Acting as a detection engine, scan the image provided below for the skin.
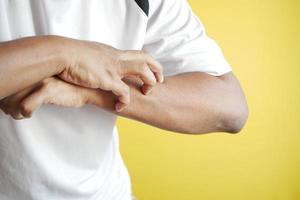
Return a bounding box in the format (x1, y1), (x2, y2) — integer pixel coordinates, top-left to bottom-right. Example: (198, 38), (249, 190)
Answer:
(0, 36), (163, 111)
(0, 36), (248, 134)
(0, 72), (248, 134)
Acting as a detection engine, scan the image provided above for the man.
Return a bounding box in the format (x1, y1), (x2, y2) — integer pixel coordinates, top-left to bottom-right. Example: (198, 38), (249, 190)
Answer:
(0, 0), (248, 199)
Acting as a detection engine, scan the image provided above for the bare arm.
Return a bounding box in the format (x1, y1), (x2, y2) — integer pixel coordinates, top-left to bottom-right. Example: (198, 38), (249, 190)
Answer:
(0, 71), (248, 134)
(0, 36), (162, 111)
(0, 36), (67, 99)
(90, 72), (248, 134)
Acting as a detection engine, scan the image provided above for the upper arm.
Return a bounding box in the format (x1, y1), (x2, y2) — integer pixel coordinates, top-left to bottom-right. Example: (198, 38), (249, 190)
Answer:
(143, 0), (232, 77)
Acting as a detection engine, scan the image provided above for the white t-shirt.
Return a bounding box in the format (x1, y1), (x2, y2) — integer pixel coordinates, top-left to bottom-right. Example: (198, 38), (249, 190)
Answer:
(0, 0), (232, 199)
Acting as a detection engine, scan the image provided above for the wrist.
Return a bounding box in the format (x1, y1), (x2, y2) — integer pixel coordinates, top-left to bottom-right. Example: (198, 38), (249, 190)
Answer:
(43, 35), (78, 74)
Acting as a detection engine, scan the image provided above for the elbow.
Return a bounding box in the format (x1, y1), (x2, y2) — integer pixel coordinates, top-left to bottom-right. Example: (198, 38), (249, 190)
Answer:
(221, 103), (249, 134)
(226, 111), (248, 134)
(217, 72), (249, 134)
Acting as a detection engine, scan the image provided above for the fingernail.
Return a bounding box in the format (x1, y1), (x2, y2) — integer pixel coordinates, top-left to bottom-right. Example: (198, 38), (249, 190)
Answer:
(145, 89), (152, 95)
(115, 103), (124, 112)
(160, 76), (164, 83)
(142, 86), (153, 95)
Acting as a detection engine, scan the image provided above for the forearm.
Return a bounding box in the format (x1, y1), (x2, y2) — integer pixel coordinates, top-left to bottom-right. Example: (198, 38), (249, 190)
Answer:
(88, 72), (248, 134)
(0, 36), (71, 99)
(0, 70), (247, 134)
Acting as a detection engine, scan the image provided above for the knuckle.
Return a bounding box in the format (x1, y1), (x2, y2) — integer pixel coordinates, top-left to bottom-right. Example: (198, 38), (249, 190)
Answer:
(139, 63), (149, 73)
(19, 102), (32, 118)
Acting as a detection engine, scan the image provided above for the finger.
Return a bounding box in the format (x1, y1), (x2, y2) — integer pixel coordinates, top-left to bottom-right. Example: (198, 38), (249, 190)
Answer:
(19, 88), (47, 118)
(0, 97), (25, 119)
(115, 101), (127, 113)
(139, 65), (157, 92)
(2, 103), (25, 120)
(122, 51), (164, 83)
(109, 80), (130, 112)
(144, 54), (164, 83)
(121, 62), (157, 88)
(0, 98), (25, 119)
(0, 82), (45, 120)
(11, 113), (25, 120)
(141, 85), (153, 95)
(122, 63), (156, 95)
(11, 81), (44, 102)
(15, 85), (39, 99)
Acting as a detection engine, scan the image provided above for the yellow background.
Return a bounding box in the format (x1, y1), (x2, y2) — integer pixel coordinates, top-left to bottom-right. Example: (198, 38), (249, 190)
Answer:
(117, 0), (300, 199)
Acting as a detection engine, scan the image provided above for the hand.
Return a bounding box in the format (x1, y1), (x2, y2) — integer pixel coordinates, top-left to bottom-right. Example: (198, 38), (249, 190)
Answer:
(61, 40), (163, 112)
(0, 78), (91, 119)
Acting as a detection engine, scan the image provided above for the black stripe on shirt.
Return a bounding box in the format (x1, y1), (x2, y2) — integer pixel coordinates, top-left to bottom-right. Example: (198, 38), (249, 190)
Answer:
(134, 0), (149, 16)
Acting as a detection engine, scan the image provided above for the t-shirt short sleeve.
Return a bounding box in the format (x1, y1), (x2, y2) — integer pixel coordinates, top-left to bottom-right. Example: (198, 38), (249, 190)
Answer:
(143, 0), (232, 77)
